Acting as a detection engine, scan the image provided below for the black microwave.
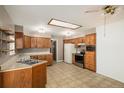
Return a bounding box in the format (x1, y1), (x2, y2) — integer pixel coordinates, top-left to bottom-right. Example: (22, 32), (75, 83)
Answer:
(86, 45), (96, 51)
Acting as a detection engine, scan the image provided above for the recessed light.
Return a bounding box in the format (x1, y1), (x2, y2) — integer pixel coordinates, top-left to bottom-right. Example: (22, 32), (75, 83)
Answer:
(48, 19), (82, 30)
(62, 30), (75, 37)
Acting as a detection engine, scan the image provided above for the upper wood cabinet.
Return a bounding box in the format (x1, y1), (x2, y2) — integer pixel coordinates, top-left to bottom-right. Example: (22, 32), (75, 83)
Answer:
(44, 38), (51, 48)
(15, 32), (24, 49)
(64, 37), (85, 45)
(85, 33), (96, 45)
(37, 37), (44, 48)
(37, 37), (51, 48)
(24, 35), (31, 48)
(31, 37), (37, 48)
(15, 34), (51, 49)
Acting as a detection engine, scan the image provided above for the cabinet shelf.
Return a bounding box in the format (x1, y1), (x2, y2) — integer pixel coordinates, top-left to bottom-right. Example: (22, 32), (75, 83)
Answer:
(0, 26), (15, 56)
(0, 27), (15, 35)
(0, 38), (15, 43)
(0, 49), (15, 52)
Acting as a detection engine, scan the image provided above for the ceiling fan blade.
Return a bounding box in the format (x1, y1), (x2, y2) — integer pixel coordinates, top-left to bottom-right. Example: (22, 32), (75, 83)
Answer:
(85, 10), (100, 13)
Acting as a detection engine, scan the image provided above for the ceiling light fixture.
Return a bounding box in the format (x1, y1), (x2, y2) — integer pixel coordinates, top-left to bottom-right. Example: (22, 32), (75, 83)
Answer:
(48, 19), (82, 30)
(63, 30), (75, 37)
(38, 28), (45, 33)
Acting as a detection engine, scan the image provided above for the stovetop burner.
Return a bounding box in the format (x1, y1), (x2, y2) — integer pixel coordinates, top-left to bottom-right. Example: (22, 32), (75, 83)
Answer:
(17, 59), (39, 65)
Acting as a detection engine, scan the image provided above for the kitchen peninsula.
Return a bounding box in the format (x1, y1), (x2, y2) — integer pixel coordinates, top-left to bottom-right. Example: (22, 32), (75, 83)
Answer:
(0, 56), (47, 88)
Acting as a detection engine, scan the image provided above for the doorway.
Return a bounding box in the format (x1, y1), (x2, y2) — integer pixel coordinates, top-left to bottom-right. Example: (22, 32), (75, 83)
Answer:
(51, 40), (58, 63)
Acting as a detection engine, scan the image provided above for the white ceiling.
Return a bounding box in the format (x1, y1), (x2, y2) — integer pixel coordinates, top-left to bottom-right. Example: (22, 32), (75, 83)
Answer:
(4, 5), (124, 37)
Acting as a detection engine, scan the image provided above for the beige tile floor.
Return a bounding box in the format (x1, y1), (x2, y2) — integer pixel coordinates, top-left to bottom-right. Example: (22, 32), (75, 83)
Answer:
(46, 62), (124, 88)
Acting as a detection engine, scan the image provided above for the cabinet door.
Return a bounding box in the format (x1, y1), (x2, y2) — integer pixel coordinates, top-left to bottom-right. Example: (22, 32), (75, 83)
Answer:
(37, 37), (51, 48)
(89, 34), (96, 45)
(37, 37), (44, 48)
(0, 72), (2, 88)
(32, 63), (47, 88)
(85, 33), (96, 45)
(74, 38), (79, 45)
(44, 38), (51, 48)
(46, 54), (53, 65)
(84, 52), (96, 72)
(85, 35), (90, 45)
(24, 35), (31, 48)
(31, 37), (37, 48)
(15, 32), (23, 49)
(72, 54), (75, 64)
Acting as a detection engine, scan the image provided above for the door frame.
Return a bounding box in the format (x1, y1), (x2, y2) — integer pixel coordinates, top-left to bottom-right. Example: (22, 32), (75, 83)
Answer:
(51, 39), (58, 62)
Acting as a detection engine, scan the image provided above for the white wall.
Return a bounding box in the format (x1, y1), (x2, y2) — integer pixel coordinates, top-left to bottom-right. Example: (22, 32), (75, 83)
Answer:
(64, 28), (96, 39)
(96, 19), (124, 83)
(52, 36), (64, 62)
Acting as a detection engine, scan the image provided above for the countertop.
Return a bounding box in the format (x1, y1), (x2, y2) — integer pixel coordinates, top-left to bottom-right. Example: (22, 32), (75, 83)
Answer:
(0, 53), (50, 72)
(23, 52), (52, 56)
(0, 54), (47, 72)
(0, 60), (47, 72)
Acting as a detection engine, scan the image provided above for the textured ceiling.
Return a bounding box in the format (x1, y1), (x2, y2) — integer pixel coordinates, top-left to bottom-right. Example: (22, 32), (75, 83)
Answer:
(4, 5), (124, 36)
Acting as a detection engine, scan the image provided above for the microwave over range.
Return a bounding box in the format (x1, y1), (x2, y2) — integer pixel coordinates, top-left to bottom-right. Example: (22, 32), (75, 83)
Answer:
(86, 45), (96, 51)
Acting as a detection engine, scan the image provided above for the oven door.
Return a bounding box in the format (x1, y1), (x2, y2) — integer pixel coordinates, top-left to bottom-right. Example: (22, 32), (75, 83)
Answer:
(75, 55), (83, 64)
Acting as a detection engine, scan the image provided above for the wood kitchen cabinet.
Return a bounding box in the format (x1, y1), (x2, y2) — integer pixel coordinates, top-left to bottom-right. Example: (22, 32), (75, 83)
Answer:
(31, 37), (37, 48)
(45, 54), (53, 65)
(0, 63), (47, 88)
(72, 54), (75, 64)
(37, 37), (44, 48)
(15, 32), (24, 49)
(38, 54), (53, 66)
(84, 51), (96, 72)
(32, 63), (47, 88)
(85, 33), (96, 45)
(43, 38), (51, 48)
(30, 54), (53, 66)
(0, 72), (2, 88)
(64, 37), (85, 45)
(15, 33), (51, 49)
(37, 37), (51, 48)
(24, 35), (31, 48)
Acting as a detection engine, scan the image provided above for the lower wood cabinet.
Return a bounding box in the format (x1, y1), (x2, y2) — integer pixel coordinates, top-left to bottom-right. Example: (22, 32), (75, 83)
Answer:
(45, 54), (53, 66)
(30, 54), (53, 66)
(32, 63), (47, 88)
(0, 63), (47, 88)
(72, 54), (75, 64)
(84, 51), (96, 72)
(0, 73), (2, 88)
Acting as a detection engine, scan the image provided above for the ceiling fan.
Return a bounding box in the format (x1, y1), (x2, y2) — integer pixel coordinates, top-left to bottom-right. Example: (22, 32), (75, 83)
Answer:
(85, 5), (118, 15)
(85, 5), (120, 37)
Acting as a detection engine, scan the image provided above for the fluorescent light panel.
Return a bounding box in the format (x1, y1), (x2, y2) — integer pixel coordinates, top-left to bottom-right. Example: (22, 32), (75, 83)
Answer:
(48, 19), (81, 29)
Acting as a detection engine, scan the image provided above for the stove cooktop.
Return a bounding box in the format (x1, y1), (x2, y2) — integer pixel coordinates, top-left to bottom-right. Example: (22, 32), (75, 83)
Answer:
(17, 59), (39, 65)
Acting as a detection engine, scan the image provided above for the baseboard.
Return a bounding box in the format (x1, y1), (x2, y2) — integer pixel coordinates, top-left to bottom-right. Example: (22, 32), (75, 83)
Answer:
(57, 60), (64, 63)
